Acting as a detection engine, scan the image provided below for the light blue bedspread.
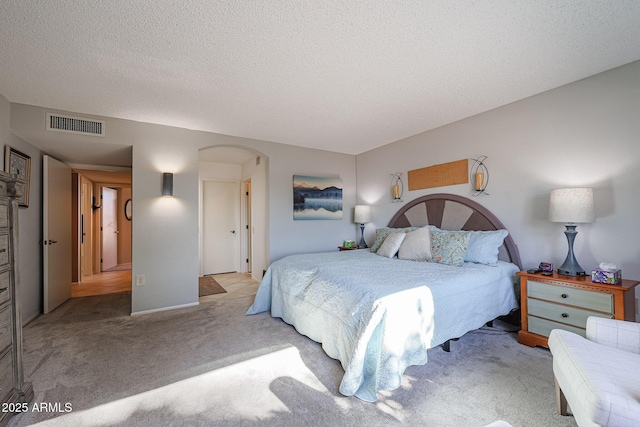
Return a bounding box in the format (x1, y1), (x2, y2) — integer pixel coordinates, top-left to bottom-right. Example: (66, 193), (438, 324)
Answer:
(246, 250), (519, 402)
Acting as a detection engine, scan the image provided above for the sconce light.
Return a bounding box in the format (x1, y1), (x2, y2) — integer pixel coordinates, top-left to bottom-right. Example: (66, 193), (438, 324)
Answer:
(162, 172), (174, 197)
(470, 156), (489, 196)
(391, 173), (403, 203)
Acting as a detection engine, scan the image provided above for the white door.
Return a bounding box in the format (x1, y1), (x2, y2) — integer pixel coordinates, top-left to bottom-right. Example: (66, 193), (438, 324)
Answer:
(43, 155), (72, 313)
(203, 180), (238, 275)
(101, 187), (118, 271)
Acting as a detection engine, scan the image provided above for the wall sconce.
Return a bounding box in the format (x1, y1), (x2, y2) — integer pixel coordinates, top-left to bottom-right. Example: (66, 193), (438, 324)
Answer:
(162, 172), (174, 197)
(470, 156), (489, 196)
(391, 173), (403, 203)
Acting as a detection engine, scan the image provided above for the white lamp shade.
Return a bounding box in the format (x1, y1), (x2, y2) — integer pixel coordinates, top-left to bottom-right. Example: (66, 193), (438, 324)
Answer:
(549, 188), (595, 223)
(354, 205), (371, 224)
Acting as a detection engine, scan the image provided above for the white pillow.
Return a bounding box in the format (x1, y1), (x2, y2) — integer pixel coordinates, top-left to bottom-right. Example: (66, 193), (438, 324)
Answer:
(376, 232), (406, 258)
(398, 228), (432, 261)
(369, 227), (418, 252)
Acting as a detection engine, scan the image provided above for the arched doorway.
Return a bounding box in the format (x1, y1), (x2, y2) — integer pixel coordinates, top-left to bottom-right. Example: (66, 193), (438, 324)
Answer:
(198, 146), (268, 282)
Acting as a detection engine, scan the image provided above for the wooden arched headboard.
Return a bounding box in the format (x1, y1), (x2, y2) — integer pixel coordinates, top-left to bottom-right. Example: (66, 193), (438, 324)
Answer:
(388, 193), (522, 269)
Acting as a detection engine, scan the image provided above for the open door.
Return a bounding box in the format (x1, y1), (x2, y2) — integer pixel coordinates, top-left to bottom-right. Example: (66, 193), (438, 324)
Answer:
(43, 155), (72, 313)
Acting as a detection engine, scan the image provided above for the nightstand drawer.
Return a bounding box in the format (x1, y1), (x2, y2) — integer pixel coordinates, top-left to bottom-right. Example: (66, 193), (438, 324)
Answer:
(528, 299), (612, 329)
(528, 316), (587, 338)
(527, 280), (613, 313)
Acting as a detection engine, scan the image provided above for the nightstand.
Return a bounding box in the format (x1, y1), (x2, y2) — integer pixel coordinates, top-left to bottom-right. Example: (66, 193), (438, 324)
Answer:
(516, 271), (640, 348)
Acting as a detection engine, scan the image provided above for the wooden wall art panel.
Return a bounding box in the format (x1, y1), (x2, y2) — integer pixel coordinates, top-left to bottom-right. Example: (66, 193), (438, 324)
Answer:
(408, 159), (469, 191)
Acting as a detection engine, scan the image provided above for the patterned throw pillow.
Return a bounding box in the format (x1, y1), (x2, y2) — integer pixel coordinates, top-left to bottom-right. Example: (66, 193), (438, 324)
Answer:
(429, 230), (471, 266)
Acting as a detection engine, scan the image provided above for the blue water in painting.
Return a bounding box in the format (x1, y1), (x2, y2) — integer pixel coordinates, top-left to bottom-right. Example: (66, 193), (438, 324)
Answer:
(294, 198), (343, 220)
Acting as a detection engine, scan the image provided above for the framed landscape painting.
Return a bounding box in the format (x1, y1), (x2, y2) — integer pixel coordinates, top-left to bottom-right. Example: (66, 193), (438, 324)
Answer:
(293, 175), (343, 220)
(4, 146), (30, 207)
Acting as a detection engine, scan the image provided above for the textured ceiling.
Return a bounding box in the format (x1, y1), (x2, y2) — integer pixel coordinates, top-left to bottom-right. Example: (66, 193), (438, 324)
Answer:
(1, 1), (640, 161)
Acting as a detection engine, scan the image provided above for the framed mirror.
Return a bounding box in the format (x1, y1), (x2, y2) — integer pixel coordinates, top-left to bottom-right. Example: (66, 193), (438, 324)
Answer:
(124, 199), (132, 220)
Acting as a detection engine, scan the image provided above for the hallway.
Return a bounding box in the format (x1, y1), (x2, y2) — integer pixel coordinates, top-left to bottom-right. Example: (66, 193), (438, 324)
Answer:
(71, 264), (132, 298)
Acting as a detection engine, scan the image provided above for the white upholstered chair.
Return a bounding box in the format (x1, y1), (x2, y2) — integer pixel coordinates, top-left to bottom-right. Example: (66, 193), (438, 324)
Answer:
(548, 316), (640, 427)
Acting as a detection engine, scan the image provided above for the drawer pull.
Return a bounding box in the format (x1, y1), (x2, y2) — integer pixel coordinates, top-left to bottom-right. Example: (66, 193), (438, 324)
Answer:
(0, 249), (5, 253)
(0, 288), (7, 293)
(561, 313), (569, 318)
(561, 293), (568, 299)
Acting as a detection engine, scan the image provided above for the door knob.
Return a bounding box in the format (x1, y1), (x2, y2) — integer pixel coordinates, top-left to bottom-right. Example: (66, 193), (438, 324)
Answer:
(230, 230), (236, 234)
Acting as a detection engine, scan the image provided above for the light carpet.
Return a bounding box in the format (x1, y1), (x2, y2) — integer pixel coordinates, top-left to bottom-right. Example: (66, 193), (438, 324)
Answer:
(9, 293), (577, 426)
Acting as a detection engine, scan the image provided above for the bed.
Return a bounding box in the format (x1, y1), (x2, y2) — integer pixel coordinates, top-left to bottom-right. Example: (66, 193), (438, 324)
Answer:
(246, 193), (522, 402)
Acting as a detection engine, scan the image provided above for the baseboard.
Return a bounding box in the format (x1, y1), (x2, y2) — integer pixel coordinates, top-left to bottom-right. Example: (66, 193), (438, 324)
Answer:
(252, 271), (263, 282)
(23, 312), (41, 326)
(130, 301), (199, 316)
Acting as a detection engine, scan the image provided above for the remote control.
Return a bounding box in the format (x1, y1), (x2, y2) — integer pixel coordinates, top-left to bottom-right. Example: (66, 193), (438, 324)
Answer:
(527, 268), (543, 274)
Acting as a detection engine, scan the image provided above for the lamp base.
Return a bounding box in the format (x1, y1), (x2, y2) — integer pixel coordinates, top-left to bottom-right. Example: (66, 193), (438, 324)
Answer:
(557, 225), (586, 276)
(358, 223), (367, 248)
(558, 267), (587, 276)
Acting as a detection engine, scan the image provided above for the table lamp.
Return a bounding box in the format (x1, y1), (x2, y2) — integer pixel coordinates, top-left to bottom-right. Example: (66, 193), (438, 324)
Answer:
(354, 205), (371, 248)
(549, 188), (595, 276)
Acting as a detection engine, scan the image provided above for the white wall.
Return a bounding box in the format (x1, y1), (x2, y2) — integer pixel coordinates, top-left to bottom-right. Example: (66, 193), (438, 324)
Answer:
(357, 61), (640, 318)
(0, 94), (42, 324)
(199, 161), (242, 181)
(265, 142), (357, 260)
(130, 127), (201, 314)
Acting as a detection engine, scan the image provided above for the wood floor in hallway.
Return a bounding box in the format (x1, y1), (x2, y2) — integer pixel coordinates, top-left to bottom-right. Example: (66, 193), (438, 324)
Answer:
(71, 267), (259, 300)
(72, 266), (132, 298)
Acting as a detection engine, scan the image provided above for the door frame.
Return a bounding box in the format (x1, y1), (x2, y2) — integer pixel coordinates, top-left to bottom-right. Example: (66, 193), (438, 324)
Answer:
(79, 175), (94, 278)
(240, 179), (252, 274)
(85, 182), (132, 279)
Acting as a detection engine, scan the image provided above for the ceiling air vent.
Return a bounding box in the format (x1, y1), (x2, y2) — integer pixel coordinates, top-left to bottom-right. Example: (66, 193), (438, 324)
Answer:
(46, 113), (105, 137)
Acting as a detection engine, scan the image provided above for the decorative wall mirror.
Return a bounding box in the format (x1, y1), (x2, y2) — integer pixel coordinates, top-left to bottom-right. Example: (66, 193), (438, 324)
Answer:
(124, 199), (132, 220)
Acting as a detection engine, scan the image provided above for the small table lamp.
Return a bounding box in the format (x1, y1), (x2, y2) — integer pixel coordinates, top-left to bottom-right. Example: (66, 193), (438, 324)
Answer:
(354, 205), (371, 248)
(549, 188), (595, 276)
